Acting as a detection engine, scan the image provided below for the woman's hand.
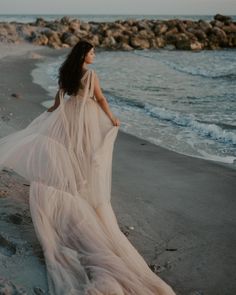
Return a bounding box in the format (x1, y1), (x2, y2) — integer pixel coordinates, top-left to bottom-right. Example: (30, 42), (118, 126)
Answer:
(47, 106), (55, 112)
(111, 116), (120, 126)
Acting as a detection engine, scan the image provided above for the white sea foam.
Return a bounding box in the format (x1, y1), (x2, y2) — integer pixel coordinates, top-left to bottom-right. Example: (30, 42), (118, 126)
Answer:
(32, 48), (236, 167)
(144, 104), (236, 145)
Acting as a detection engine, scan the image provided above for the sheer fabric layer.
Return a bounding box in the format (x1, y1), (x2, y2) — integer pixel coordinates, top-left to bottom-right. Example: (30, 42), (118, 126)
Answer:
(0, 69), (176, 295)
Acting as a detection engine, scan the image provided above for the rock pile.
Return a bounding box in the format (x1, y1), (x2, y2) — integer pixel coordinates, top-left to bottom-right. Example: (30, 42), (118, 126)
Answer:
(0, 14), (235, 50)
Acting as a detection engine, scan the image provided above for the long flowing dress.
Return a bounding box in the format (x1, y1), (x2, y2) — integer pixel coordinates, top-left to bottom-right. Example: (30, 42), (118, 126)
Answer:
(0, 68), (176, 295)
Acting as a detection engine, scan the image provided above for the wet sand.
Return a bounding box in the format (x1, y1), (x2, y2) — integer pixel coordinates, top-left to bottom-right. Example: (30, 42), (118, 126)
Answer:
(0, 43), (235, 295)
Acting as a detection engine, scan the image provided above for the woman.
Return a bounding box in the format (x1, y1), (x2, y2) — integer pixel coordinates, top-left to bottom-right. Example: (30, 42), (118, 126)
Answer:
(47, 42), (120, 127)
(0, 40), (176, 295)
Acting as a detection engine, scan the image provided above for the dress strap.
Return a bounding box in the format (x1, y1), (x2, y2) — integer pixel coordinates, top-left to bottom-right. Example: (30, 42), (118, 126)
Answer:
(89, 70), (95, 98)
(58, 88), (65, 105)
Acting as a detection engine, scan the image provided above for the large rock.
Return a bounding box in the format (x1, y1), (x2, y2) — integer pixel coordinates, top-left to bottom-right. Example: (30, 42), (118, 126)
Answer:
(125, 19), (137, 26)
(183, 20), (195, 28)
(165, 19), (179, 29)
(184, 30), (198, 41)
(137, 21), (151, 31)
(211, 20), (224, 28)
(104, 29), (114, 37)
(35, 17), (46, 26)
(165, 27), (179, 36)
(214, 14), (232, 23)
(101, 36), (116, 48)
(45, 22), (68, 33)
(138, 29), (155, 38)
(114, 34), (130, 44)
(190, 41), (204, 50)
(0, 24), (19, 43)
(60, 16), (71, 25)
(69, 20), (80, 32)
(175, 33), (203, 50)
(155, 37), (166, 48)
(228, 33), (236, 47)
(165, 28), (179, 44)
(99, 23), (109, 32)
(154, 23), (168, 35)
(61, 32), (79, 46)
(47, 31), (62, 47)
(208, 42), (221, 50)
(74, 29), (88, 38)
(198, 20), (212, 33)
(117, 43), (133, 51)
(85, 34), (100, 46)
(0, 24), (18, 42)
(80, 21), (90, 31)
(130, 26), (138, 33)
(190, 29), (207, 42)
(2, 23), (17, 35)
(31, 32), (48, 45)
(48, 42), (61, 49)
(90, 24), (99, 34)
(207, 33), (222, 49)
(212, 27), (228, 44)
(130, 36), (150, 49)
(16, 24), (36, 40)
(222, 24), (236, 33)
(177, 22), (187, 33)
(0, 26), (9, 37)
(43, 29), (60, 41)
(175, 33), (190, 49)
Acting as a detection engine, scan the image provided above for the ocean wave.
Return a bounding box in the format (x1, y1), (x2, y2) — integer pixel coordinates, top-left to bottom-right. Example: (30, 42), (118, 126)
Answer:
(132, 50), (236, 80)
(143, 104), (236, 145)
(141, 86), (170, 92)
(108, 92), (236, 145)
(107, 92), (145, 109)
(162, 61), (236, 80)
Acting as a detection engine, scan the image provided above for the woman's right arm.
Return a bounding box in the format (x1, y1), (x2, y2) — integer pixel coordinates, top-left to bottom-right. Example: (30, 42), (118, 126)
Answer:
(94, 72), (120, 126)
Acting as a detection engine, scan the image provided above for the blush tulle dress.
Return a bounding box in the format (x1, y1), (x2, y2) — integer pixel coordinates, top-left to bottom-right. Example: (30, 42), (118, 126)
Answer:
(0, 69), (176, 295)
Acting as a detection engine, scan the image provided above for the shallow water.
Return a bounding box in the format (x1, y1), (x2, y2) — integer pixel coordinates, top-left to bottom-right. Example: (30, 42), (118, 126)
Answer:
(31, 48), (236, 168)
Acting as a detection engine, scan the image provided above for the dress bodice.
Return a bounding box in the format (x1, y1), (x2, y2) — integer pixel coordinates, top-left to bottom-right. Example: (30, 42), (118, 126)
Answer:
(64, 68), (95, 102)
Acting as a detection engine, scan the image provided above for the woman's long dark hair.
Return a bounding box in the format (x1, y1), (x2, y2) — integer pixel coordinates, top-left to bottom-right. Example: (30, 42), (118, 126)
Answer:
(58, 40), (94, 96)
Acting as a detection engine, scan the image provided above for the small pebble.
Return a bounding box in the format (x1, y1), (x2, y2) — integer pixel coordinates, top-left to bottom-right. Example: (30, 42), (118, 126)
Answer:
(11, 93), (21, 98)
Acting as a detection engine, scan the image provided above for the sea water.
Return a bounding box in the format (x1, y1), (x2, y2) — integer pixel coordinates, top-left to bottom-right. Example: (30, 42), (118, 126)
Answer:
(31, 48), (236, 168)
(6, 14), (234, 167)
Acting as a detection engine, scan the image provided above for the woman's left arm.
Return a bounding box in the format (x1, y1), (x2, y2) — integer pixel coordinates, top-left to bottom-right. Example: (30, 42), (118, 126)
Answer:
(47, 90), (61, 112)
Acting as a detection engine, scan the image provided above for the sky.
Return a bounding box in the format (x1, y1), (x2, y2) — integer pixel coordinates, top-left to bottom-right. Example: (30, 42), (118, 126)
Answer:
(0, 0), (235, 15)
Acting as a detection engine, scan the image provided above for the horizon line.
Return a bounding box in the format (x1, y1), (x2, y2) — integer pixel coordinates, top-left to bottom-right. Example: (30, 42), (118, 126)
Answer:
(0, 13), (235, 16)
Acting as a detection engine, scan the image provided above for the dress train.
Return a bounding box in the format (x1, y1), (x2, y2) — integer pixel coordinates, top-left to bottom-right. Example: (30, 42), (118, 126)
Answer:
(0, 69), (176, 295)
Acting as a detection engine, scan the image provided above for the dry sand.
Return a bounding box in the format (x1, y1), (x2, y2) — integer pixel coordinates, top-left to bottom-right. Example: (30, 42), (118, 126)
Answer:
(0, 42), (235, 295)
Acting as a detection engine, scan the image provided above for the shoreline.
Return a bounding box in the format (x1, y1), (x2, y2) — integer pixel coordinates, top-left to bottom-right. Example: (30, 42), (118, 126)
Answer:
(32, 47), (236, 171)
(0, 43), (236, 294)
(0, 44), (235, 170)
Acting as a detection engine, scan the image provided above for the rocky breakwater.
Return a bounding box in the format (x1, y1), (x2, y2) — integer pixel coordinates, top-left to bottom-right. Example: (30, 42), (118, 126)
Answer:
(0, 14), (235, 51)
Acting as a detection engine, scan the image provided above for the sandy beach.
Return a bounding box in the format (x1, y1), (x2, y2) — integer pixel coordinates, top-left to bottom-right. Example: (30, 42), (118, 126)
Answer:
(0, 43), (235, 295)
